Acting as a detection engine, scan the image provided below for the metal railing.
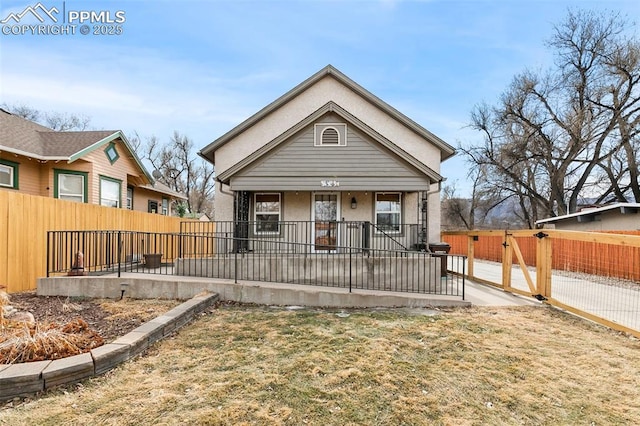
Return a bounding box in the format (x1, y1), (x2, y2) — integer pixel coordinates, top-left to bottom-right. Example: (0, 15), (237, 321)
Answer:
(47, 229), (465, 297)
(180, 221), (429, 252)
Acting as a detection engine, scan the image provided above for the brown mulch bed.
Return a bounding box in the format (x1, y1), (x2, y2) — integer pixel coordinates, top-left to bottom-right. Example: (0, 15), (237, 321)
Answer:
(1, 292), (181, 364)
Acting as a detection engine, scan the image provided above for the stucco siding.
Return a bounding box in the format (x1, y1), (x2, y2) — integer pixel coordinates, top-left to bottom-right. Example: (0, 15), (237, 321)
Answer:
(542, 210), (640, 231)
(214, 75), (442, 177)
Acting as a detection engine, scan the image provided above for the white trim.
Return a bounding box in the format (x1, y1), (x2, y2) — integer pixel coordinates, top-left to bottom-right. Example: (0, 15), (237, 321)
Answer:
(312, 192), (340, 252)
(535, 202), (640, 225)
(0, 145), (67, 162)
(0, 164), (13, 188)
(314, 123), (347, 146)
(58, 173), (85, 203)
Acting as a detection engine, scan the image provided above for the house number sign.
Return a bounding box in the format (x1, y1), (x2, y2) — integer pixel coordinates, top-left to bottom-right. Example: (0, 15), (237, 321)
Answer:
(321, 180), (340, 187)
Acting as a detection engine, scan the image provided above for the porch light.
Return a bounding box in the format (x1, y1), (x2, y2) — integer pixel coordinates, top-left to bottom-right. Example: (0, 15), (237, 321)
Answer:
(351, 197), (357, 209)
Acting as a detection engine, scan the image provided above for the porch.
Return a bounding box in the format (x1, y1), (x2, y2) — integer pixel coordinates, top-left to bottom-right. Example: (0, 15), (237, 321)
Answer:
(46, 221), (466, 298)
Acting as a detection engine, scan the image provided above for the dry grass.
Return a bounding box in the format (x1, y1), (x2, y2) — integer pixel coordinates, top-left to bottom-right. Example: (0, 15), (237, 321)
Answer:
(1, 304), (639, 425)
(96, 298), (180, 322)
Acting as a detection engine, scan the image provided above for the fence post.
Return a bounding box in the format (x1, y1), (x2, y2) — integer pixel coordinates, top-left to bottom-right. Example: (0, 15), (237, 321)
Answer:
(46, 231), (51, 278)
(117, 231), (121, 278)
(502, 231), (513, 290)
(535, 231), (552, 298)
(467, 235), (475, 278)
(234, 244), (238, 284)
(349, 247), (352, 293)
(362, 221), (370, 255)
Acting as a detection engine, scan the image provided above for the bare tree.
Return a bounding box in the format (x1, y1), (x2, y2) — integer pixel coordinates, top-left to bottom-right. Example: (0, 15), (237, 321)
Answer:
(133, 131), (215, 218)
(463, 10), (640, 225)
(2, 103), (91, 130)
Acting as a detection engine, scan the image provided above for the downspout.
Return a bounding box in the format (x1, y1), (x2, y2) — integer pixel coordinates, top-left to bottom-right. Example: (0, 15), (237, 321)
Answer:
(216, 177), (234, 196)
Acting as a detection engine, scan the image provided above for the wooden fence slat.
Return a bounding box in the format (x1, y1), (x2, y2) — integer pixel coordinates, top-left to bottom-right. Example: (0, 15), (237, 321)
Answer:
(0, 191), (189, 293)
(442, 229), (640, 282)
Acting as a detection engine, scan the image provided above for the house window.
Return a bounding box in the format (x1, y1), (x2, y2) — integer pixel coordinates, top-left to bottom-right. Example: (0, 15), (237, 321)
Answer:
(162, 197), (169, 215)
(254, 193), (281, 234)
(104, 143), (120, 164)
(148, 200), (158, 214)
(375, 192), (401, 233)
(126, 186), (133, 210)
(54, 170), (88, 203)
(0, 160), (18, 189)
(100, 176), (121, 208)
(314, 123), (347, 146)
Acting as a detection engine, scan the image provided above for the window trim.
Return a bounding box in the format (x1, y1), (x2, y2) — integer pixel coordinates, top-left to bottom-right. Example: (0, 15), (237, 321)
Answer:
(314, 123), (347, 147)
(162, 197), (169, 215)
(99, 175), (122, 208)
(126, 186), (134, 210)
(0, 159), (19, 189)
(54, 169), (88, 203)
(104, 142), (120, 165)
(254, 192), (282, 235)
(374, 192), (402, 234)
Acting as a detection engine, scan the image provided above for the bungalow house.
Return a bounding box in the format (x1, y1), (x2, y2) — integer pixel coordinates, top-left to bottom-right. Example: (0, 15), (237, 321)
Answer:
(536, 203), (640, 231)
(0, 108), (186, 214)
(199, 65), (455, 251)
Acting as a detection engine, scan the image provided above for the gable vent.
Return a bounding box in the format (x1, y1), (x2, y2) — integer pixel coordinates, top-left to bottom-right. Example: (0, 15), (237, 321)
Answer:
(314, 123), (347, 146)
(322, 128), (339, 145)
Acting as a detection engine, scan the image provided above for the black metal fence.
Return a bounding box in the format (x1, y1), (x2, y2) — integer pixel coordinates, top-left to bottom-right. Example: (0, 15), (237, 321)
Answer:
(47, 228), (465, 297)
(180, 221), (430, 252)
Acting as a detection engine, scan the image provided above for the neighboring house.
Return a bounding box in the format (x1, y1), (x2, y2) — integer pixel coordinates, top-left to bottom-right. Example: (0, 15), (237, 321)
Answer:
(199, 65), (455, 248)
(0, 108), (186, 214)
(536, 203), (640, 231)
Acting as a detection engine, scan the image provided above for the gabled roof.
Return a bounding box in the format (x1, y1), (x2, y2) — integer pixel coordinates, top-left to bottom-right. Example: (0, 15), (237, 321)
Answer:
(218, 101), (443, 184)
(535, 203), (640, 225)
(139, 181), (188, 200)
(0, 108), (153, 183)
(199, 64), (455, 163)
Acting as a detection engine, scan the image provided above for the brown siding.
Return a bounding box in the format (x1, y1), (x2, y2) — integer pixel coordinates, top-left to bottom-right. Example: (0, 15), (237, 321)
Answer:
(131, 187), (166, 215)
(0, 153), (45, 196)
(82, 138), (148, 207)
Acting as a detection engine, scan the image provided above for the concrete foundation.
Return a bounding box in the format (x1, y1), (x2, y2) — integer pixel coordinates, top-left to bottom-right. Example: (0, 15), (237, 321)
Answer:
(37, 275), (469, 308)
(175, 254), (443, 293)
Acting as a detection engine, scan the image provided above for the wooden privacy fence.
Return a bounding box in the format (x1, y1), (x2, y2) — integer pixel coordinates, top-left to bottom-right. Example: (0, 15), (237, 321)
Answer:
(443, 230), (640, 282)
(442, 229), (640, 337)
(0, 190), (186, 293)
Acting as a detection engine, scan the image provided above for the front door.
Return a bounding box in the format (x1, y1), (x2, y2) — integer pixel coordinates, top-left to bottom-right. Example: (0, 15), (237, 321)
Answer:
(313, 193), (339, 252)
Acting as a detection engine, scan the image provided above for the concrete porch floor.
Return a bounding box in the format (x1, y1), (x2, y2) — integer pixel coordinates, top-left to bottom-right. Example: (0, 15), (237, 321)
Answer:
(38, 272), (539, 308)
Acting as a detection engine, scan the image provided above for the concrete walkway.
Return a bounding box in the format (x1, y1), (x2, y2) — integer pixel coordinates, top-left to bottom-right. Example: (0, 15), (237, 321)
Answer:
(470, 260), (640, 332)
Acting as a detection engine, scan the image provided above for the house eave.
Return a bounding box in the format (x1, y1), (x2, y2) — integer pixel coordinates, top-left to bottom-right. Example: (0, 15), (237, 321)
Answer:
(199, 64), (456, 165)
(535, 202), (640, 226)
(0, 145), (67, 162)
(67, 131), (154, 184)
(217, 101), (443, 185)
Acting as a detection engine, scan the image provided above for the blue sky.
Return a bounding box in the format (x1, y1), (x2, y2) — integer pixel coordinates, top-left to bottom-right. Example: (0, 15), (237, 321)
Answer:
(1, 0), (639, 196)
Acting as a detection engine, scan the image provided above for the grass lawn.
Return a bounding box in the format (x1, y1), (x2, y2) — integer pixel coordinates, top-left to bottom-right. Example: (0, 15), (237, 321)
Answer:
(1, 304), (639, 425)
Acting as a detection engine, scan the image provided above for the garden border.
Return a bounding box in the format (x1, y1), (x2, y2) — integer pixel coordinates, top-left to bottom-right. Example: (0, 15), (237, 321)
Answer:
(0, 292), (219, 402)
